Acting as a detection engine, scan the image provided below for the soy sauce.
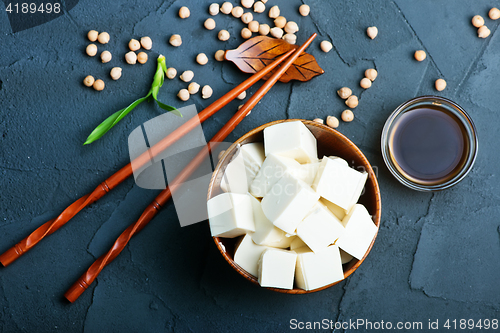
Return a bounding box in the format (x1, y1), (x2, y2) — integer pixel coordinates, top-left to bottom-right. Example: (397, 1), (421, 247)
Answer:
(390, 106), (469, 185)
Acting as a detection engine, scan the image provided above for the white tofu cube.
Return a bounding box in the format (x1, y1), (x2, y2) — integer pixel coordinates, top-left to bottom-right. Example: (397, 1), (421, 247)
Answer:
(296, 202), (345, 253)
(320, 198), (346, 221)
(240, 142), (265, 175)
(290, 237), (309, 250)
(258, 248), (297, 289)
(249, 154), (302, 197)
(297, 161), (320, 186)
(312, 157), (368, 212)
(295, 245), (345, 291)
(264, 121), (318, 163)
(220, 149), (251, 194)
(261, 173), (320, 234)
(340, 249), (354, 264)
(335, 204), (377, 260)
(234, 234), (269, 277)
(248, 194), (294, 248)
(328, 156), (348, 166)
(207, 193), (255, 238)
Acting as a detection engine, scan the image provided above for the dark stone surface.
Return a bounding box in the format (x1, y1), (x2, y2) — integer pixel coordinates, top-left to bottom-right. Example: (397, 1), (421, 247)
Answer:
(1, 0), (500, 332)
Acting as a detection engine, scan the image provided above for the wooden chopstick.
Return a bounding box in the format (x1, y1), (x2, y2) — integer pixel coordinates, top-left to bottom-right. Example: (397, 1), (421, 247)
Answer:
(64, 33), (317, 303)
(0, 47), (295, 268)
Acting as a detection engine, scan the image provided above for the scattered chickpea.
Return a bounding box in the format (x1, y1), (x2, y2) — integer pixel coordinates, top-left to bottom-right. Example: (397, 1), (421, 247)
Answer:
(241, 12), (253, 24)
(86, 44), (97, 57)
(196, 53), (208, 65)
(478, 25), (491, 38)
(326, 116), (339, 128)
(209, 3), (220, 16)
(83, 75), (95, 87)
(232, 6), (244, 18)
(365, 68), (378, 81)
(345, 96), (358, 108)
(238, 104), (244, 110)
(180, 70), (194, 82)
(87, 30), (98, 42)
(299, 4), (310, 16)
(270, 27), (284, 39)
(140, 36), (152, 50)
(110, 67), (122, 80)
(218, 30), (230, 41)
(435, 78), (446, 91)
(202, 85), (213, 99)
(259, 24), (270, 36)
(241, 27), (252, 39)
(218, 150), (226, 160)
(166, 67), (177, 79)
(269, 5), (280, 18)
(179, 6), (190, 19)
(215, 50), (225, 61)
(169, 34), (182, 47)
(341, 110), (354, 122)
(283, 33), (297, 44)
(337, 87), (352, 99)
(471, 15), (484, 28)
(97, 32), (110, 44)
(137, 52), (148, 64)
(414, 50), (426, 61)
(188, 82), (200, 94)
(284, 21), (299, 34)
(274, 16), (287, 28)
(248, 20), (260, 33)
(237, 91), (246, 100)
(254, 1), (265, 13)
(221, 2), (233, 14)
(100, 50), (112, 63)
(261, 0), (268, 3)
(360, 78), (372, 89)
(129, 39), (140, 51)
(366, 26), (378, 39)
(241, 0), (254, 8)
(204, 18), (216, 30)
(93, 79), (105, 91)
(246, 110), (251, 117)
(125, 51), (137, 64)
(320, 40), (333, 53)
(178, 89), (190, 101)
(313, 118), (324, 124)
(489, 8), (500, 20)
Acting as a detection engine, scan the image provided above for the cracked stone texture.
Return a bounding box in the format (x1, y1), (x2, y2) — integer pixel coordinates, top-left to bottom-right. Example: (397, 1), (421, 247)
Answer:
(1, 0), (499, 332)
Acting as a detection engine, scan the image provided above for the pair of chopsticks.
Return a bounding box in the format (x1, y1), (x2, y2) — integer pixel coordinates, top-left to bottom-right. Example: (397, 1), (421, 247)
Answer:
(1, 34), (317, 302)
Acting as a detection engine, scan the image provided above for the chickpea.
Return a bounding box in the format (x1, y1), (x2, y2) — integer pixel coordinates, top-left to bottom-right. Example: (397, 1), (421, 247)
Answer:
(299, 4), (310, 16)
(313, 118), (324, 124)
(83, 75), (95, 87)
(237, 91), (246, 100)
(284, 21), (299, 34)
(337, 87), (352, 99)
(326, 116), (339, 128)
(140, 36), (152, 50)
(209, 3), (219, 16)
(248, 20), (259, 33)
(179, 6), (190, 19)
(283, 33), (296, 44)
(261, 0), (268, 3)
(232, 6), (244, 18)
(97, 32), (110, 44)
(86, 44), (98, 57)
(87, 30), (98, 42)
(435, 78), (446, 91)
(489, 8), (500, 20)
(341, 110), (354, 122)
(478, 25), (491, 38)
(93, 79), (105, 91)
(241, 0), (254, 8)
(110, 67), (122, 80)
(196, 53), (208, 65)
(202, 85), (213, 99)
(129, 39), (140, 51)
(125, 51), (137, 64)
(366, 26), (378, 39)
(218, 30), (230, 41)
(215, 50), (225, 61)
(180, 70), (194, 82)
(169, 34), (182, 47)
(471, 15), (484, 28)
(269, 5), (280, 18)
(241, 27), (252, 39)
(365, 68), (378, 81)
(270, 27), (284, 39)
(204, 18), (216, 30)
(241, 12), (253, 24)
(259, 24), (270, 36)
(274, 16), (286, 28)
(414, 50), (426, 61)
(166, 67), (177, 79)
(221, 2), (233, 14)
(178, 89), (190, 101)
(188, 82), (200, 94)
(254, 1), (265, 13)
(360, 78), (372, 89)
(137, 52), (148, 64)
(345, 95), (358, 108)
(320, 40), (333, 53)
(100, 50), (112, 63)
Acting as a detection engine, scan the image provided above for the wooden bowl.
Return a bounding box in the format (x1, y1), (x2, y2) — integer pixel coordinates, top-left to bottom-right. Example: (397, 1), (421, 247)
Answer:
(207, 119), (381, 294)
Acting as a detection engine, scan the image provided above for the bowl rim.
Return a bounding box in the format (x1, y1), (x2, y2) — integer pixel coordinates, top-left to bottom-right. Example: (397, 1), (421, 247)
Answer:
(207, 119), (382, 294)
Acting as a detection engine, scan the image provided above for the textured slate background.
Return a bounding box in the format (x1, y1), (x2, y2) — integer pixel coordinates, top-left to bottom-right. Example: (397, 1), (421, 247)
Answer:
(1, 0), (499, 332)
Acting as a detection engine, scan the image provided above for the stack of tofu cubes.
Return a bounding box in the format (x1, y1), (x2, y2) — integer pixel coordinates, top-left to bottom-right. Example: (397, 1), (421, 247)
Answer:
(207, 121), (377, 290)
